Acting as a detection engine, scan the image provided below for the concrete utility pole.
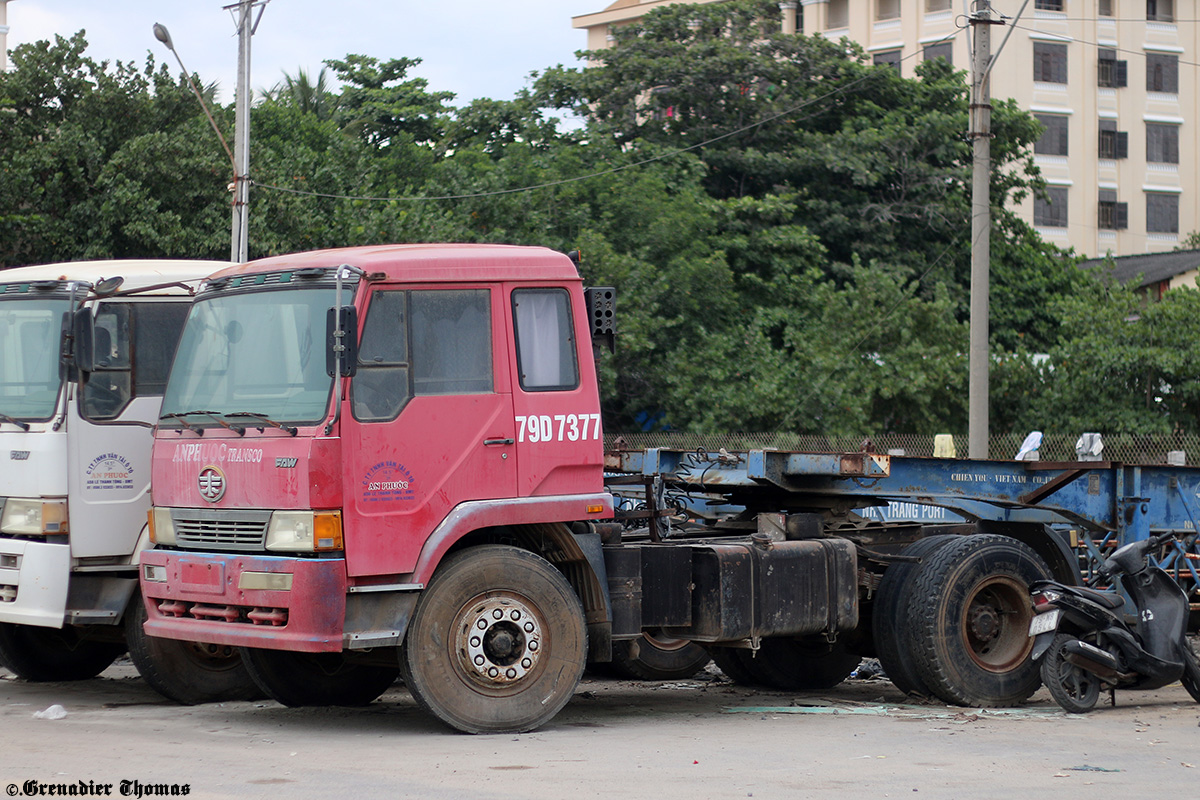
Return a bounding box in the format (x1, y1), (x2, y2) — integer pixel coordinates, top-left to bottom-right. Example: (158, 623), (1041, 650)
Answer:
(229, 0), (268, 264)
(967, 3), (1000, 460)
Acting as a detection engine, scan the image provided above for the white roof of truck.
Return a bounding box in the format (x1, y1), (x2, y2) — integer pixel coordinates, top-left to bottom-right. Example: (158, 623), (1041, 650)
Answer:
(0, 260), (231, 295)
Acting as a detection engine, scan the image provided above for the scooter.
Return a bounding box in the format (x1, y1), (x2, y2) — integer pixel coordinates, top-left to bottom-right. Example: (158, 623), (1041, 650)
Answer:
(1029, 532), (1200, 712)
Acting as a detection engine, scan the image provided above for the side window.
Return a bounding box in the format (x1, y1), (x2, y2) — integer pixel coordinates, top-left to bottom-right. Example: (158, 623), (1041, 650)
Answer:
(82, 301), (188, 420)
(512, 288), (579, 392)
(411, 290), (492, 395)
(353, 289), (493, 422)
(353, 291), (410, 422)
(82, 303), (132, 420)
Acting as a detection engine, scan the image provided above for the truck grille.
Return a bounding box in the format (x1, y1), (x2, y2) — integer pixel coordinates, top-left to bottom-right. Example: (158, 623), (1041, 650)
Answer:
(172, 509), (272, 551)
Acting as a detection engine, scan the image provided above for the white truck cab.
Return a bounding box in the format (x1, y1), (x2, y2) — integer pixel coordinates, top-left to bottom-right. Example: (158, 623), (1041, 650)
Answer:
(0, 260), (258, 702)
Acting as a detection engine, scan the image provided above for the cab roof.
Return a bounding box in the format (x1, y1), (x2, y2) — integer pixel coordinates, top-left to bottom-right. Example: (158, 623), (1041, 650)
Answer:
(0, 260), (230, 295)
(208, 244), (580, 284)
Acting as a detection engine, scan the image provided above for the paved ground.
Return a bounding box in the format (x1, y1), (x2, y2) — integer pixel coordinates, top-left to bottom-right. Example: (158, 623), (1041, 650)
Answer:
(0, 658), (1197, 800)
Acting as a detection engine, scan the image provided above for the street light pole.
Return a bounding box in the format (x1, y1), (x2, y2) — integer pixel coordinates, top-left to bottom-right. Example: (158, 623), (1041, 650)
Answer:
(230, 0), (254, 264)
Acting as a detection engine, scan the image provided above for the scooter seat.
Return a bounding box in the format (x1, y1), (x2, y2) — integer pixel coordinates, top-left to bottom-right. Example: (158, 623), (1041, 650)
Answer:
(1070, 585), (1126, 610)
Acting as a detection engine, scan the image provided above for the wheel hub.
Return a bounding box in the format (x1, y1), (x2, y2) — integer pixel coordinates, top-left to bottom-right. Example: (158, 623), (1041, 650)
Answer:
(457, 596), (542, 686)
(968, 605), (1001, 642)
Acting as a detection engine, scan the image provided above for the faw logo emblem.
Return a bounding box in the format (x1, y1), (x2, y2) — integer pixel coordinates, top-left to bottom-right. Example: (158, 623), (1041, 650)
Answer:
(198, 465), (226, 503)
(275, 457), (298, 469)
(9, 451), (30, 461)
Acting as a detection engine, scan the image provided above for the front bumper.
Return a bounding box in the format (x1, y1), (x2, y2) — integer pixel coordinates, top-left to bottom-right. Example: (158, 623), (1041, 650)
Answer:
(140, 550), (347, 652)
(0, 538), (71, 628)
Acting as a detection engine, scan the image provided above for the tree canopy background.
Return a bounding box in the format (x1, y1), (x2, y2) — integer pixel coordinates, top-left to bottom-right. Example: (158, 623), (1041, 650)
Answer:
(2, 2), (1191, 438)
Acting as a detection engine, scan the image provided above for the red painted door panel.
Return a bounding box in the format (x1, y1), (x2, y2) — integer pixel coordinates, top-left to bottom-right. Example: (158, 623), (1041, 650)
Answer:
(340, 286), (516, 577)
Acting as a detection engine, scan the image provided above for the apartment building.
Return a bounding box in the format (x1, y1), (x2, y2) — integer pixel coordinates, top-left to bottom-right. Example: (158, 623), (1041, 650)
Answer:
(573, 1), (1199, 257)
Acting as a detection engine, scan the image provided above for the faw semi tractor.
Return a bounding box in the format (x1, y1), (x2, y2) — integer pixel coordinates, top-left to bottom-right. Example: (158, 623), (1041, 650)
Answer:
(137, 244), (1200, 733)
(0, 260), (261, 703)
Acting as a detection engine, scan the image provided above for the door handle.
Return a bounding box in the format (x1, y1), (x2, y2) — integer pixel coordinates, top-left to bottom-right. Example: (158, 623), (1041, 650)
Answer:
(484, 438), (515, 446)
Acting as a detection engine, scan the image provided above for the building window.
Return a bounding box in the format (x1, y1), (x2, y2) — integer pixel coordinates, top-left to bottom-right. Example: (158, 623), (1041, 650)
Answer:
(1098, 191), (1128, 230)
(1146, 123), (1180, 163)
(827, 0), (849, 28)
(873, 49), (902, 72)
(1098, 119), (1128, 159)
(1035, 0), (1064, 9)
(1035, 186), (1069, 228)
(1033, 114), (1069, 156)
(1146, 193), (1179, 233)
(1097, 49), (1127, 87)
(926, 0), (951, 9)
(1147, 0), (1174, 21)
(877, 0), (900, 19)
(1099, 0), (1113, 15)
(923, 42), (952, 65)
(1146, 53), (1179, 92)
(1034, 42), (1068, 83)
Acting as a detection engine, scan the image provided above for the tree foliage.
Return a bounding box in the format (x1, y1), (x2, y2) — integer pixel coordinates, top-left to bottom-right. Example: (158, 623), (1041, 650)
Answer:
(6, 9), (1185, 438)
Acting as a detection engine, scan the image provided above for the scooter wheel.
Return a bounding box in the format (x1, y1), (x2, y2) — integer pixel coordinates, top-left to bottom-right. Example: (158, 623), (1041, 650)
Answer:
(1180, 638), (1200, 704)
(1041, 633), (1101, 713)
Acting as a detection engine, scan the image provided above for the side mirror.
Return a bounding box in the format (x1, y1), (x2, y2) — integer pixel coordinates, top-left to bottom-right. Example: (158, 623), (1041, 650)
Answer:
(326, 305), (358, 378)
(71, 307), (95, 373)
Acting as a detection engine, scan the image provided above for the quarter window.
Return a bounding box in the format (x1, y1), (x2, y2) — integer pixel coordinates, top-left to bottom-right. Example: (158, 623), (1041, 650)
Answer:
(512, 289), (579, 392)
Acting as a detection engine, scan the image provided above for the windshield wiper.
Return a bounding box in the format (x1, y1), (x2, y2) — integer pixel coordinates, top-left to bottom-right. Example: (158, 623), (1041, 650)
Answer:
(0, 413), (31, 431)
(159, 410), (246, 436)
(225, 412), (299, 437)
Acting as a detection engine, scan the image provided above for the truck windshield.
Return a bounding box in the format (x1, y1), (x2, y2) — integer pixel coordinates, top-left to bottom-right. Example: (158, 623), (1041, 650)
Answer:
(161, 287), (335, 426)
(0, 296), (69, 421)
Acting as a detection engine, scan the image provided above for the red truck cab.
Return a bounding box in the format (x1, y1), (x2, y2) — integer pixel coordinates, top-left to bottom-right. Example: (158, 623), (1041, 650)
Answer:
(141, 244), (614, 730)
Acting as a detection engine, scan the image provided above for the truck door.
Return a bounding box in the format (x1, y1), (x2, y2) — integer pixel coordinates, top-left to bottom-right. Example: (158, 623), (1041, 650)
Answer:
(68, 300), (190, 559)
(506, 284), (605, 497)
(341, 286), (516, 577)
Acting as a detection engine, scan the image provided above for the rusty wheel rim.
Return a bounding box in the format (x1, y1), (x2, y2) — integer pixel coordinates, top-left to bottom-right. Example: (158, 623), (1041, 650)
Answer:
(959, 575), (1034, 673)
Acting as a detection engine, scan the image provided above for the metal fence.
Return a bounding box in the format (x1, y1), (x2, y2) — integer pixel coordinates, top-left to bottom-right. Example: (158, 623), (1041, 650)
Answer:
(605, 432), (1200, 465)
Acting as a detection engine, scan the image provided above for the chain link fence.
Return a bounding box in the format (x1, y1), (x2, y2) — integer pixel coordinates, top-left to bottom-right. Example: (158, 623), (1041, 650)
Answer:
(605, 432), (1200, 465)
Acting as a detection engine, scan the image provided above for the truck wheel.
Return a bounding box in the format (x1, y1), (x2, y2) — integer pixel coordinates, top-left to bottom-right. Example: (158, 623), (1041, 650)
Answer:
(1040, 633), (1100, 713)
(125, 600), (261, 704)
(240, 649), (399, 707)
(0, 622), (124, 681)
(872, 535), (958, 698)
(708, 645), (757, 685)
(608, 633), (711, 681)
(401, 545), (586, 734)
(908, 534), (1051, 706)
(737, 636), (861, 691)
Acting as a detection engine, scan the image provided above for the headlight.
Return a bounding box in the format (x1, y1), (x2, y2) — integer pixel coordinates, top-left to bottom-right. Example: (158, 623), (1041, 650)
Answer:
(266, 510), (342, 552)
(0, 499), (69, 535)
(148, 508), (176, 546)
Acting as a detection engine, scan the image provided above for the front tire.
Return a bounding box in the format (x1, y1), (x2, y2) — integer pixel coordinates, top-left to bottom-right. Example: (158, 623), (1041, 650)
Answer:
(241, 649), (399, 707)
(1040, 633), (1100, 713)
(401, 545), (587, 734)
(0, 622), (124, 681)
(908, 534), (1051, 706)
(125, 599), (261, 704)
